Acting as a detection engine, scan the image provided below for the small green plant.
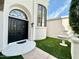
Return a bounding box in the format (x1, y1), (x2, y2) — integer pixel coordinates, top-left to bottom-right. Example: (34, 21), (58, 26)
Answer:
(69, 0), (79, 34)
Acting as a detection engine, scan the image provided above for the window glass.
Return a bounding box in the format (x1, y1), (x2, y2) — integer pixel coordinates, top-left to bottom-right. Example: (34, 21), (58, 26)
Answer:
(37, 5), (42, 26)
(9, 9), (27, 20)
(44, 7), (47, 26)
(37, 4), (47, 27)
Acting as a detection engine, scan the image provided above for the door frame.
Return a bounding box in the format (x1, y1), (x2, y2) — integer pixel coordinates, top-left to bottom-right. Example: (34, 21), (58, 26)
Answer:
(8, 16), (29, 44)
(3, 6), (32, 49)
(8, 9), (29, 44)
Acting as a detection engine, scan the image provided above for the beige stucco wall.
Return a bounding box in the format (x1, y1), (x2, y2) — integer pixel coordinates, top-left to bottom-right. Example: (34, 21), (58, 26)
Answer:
(34, 0), (48, 40)
(47, 18), (64, 38)
(47, 16), (72, 38)
(35, 27), (47, 40)
(0, 11), (3, 51)
(35, 0), (48, 8)
(62, 17), (72, 34)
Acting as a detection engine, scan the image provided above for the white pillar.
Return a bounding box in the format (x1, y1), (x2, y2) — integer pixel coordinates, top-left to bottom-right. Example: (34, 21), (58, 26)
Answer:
(71, 37), (79, 59)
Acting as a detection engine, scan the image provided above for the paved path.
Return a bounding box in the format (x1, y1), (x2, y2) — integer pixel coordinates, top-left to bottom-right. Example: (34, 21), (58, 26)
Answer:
(23, 47), (58, 59)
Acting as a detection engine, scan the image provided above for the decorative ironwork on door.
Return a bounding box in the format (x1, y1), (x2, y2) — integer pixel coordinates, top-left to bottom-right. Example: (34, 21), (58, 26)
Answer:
(8, 9), (28, 44)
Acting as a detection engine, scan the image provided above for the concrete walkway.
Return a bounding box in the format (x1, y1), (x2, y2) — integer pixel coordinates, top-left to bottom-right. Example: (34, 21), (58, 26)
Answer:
(23, 47), (58, 59)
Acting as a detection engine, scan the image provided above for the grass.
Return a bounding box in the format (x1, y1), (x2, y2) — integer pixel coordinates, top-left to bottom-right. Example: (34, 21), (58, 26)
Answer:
(0, 52), (24, 59)
(35, 37), (71, 59)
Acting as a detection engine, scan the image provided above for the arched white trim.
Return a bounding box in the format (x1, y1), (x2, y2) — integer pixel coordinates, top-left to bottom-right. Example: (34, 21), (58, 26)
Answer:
(3, 4), (32, 49)
(8, 4), (31, 22)
(9, 9), (28, 21)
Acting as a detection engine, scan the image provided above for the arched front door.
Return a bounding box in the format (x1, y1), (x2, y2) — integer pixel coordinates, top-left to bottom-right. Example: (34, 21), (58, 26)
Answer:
(8, 9), (28, 44)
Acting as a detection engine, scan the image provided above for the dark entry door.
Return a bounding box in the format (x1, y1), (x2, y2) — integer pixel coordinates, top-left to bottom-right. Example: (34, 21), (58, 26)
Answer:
(8, 17), (28, 44)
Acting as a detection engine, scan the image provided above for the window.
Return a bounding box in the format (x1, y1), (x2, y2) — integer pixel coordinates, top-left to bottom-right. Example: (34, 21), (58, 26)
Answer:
(37, 4), (47, 26)
(9, 9), (27, 20)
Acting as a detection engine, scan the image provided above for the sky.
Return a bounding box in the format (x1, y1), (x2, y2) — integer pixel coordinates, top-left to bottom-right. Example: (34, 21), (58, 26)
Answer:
(48, 0), (71, 19)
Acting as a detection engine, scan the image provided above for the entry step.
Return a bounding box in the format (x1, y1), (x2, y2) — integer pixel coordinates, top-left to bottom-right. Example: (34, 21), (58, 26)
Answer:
(2, 40), (36, 56)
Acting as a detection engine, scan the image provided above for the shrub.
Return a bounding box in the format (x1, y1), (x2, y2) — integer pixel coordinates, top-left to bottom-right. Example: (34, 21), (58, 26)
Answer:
(69, 0), (79, 34)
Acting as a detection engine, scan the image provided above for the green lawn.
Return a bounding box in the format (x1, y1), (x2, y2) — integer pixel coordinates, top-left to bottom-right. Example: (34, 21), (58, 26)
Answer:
(35, 37), (71, 59)
(0, 52), (24, 59)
